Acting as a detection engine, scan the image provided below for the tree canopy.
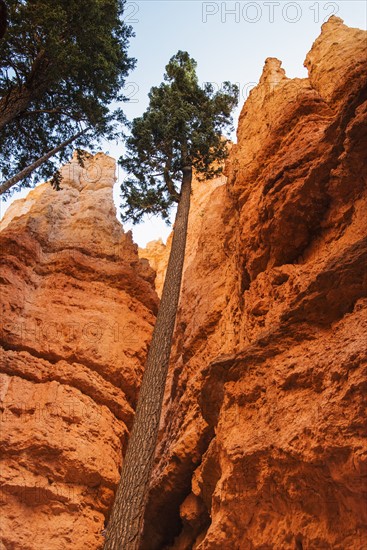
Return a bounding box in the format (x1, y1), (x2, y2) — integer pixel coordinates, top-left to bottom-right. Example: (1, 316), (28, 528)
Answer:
(0, 0), (134, 193)
(120, 50), (238, 224)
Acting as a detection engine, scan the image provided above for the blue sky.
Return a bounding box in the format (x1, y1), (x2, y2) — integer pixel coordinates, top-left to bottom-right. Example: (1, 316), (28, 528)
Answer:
(1, 1), (366, 246)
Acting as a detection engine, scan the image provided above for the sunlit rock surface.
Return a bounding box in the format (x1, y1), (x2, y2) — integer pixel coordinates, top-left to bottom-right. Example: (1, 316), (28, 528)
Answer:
(1, 15), (366, 550)
(141, 17), (367, 550)
(0, 153), (158, 549)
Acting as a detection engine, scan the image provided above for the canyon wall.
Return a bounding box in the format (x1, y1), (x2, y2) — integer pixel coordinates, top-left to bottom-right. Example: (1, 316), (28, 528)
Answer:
(0, 153), (158, 549)
(141, 17), (367, 550)
(0, 15), (366, 550)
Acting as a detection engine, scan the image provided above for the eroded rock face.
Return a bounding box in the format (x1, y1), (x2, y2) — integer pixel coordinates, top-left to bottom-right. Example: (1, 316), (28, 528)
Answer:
(0, 153), (158, 549)
(139, 237), (172, 298)
(1, 15), (366, 550)
(141, 17), (367, 549)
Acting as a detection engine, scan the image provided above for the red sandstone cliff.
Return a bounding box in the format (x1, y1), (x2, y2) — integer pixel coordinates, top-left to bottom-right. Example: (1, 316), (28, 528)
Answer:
(139, 237), (171, 298)
(0, 153), (158, 549)
(140, 17), (367, 550)
(1, 15), (366, 550)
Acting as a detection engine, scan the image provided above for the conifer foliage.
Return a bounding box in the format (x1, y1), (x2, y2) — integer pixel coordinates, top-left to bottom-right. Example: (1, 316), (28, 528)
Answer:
(0, 0), (134, 193)
(120, 50), (238, 223)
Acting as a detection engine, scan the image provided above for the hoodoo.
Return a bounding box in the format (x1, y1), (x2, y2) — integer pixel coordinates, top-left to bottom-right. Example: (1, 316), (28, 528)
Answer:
(1, 16), (366, 550)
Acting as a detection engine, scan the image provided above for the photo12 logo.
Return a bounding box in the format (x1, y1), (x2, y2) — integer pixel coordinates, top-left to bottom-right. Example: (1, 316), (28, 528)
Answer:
(202, 2), (340, 24)
(122, 2), (140, 23)
(203, 78), (306, 103)
(123, 82), (140, 104)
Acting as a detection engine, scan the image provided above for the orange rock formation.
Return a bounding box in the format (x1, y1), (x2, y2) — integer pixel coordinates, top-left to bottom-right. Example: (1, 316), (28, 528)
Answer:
(139, 237), (171, 298)
(1, 15), (366, 550)
(141, 17), (367, 550)
(0, 153), (158, 549)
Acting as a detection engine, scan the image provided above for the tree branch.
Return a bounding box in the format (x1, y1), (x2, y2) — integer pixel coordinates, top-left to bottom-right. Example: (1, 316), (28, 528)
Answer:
(22, 107), (63, 116)
(0, 130), (86, 195)
(0, 0), (7, 39)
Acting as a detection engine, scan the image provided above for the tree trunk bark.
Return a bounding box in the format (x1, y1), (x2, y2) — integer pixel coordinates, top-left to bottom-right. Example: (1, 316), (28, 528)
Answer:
(0, 50), (50, 131)
(0, 130), (85, 195)
(0, 87), (35, 131)
(103, 165), (193, 550)
(0, 0), (7, 39)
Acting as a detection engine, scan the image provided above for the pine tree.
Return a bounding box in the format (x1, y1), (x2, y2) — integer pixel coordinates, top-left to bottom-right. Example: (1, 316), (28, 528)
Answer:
(104, 50), (238, 550)
(0, 0), (134, 194)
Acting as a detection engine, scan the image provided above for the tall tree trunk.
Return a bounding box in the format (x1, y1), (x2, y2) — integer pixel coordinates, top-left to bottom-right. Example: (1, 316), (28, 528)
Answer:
(103, 165), (193, 550)
(0, 130), (85, 195)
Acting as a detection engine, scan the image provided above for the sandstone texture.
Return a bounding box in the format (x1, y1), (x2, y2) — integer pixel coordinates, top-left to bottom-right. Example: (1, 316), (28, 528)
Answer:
(139, 237), (171, 298)
(0, 153), (158, 549)
(141, 17), (367, 549)
(1, 15), (366, 550)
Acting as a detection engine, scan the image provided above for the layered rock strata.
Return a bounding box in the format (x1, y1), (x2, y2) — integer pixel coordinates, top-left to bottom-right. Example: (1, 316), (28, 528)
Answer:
(1, 15), (366, 550)
(141, 17), (367, 550)
(0, 153), (158, 549)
